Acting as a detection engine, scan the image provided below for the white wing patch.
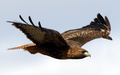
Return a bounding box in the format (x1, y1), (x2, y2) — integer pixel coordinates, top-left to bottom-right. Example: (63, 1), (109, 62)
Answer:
(101, 29), (105, 32)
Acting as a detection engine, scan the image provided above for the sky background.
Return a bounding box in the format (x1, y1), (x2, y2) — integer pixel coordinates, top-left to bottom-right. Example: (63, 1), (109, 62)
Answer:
(0, 0), (120, 75)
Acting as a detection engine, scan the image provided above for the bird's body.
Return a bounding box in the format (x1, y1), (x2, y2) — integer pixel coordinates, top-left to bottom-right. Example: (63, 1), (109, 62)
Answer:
(8, 13), (112, 59)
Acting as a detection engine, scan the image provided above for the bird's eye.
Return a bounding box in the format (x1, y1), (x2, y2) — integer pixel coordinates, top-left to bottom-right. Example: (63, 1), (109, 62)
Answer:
(81, 51), (86, 53)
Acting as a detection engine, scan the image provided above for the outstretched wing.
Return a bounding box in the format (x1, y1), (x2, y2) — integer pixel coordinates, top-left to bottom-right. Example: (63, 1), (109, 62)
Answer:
(8, 15), (69, 48)
(61, 13), (112, 47)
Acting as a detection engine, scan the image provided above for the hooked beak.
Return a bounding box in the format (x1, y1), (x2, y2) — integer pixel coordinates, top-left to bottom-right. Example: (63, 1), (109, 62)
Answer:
(84, 52), (91, 57)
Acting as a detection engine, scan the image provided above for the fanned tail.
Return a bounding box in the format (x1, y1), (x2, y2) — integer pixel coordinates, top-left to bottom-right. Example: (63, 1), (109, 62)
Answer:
(8, 43), (45, 54)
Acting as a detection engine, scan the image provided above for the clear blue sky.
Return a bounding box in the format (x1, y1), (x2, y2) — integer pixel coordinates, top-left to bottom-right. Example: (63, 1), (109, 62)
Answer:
(1, 0), (120, 75)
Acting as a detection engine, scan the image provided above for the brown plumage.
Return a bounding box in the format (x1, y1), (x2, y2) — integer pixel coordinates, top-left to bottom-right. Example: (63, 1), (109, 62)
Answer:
(8, 13), (112, 59)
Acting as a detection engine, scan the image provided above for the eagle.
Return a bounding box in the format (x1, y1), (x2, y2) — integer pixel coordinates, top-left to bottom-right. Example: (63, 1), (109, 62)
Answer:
(8, 13), (112, 59)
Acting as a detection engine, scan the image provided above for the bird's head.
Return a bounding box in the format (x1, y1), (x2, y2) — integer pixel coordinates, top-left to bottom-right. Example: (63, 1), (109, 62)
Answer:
(67, 47), (91, 59)
(80, 49), (91, 58)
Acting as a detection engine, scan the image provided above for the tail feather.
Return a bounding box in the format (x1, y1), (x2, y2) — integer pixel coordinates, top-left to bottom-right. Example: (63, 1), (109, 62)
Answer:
(8, 43), (36, 50)
(8, 43), (47, 55)
(24, 46), (42, 54)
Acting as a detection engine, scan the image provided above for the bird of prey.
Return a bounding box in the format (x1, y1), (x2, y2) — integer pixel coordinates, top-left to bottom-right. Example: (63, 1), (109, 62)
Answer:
(8, 13), (112, 59)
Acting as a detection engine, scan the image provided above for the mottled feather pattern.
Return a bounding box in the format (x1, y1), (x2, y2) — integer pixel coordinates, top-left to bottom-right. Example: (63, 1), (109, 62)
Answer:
(12, 23), (46, 45)
(61, 13), (112, 47)
(62, 29), (102, 47)
(10, 19), (68, 47)
(8, 13), (112, 59)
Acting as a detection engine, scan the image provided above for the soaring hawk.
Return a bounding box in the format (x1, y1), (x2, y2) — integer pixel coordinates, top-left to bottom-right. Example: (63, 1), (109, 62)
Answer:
(8, 13), (112, 59)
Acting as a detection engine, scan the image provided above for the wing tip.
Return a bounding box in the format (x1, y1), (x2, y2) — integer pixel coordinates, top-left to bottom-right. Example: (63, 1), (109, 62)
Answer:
(38, 21), (42, 29)
(97, 13), (101, 16)
(97, 13), (106, 24)
(7, 21), (15, 24)
(97, 13), (111, 30)
(8, 15), (43, 29)
(105, 16), (111, 31)
(28, 16), (36, 26)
